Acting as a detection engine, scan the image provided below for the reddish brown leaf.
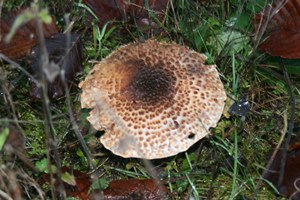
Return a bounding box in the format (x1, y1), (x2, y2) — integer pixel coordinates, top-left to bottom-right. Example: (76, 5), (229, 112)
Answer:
(0, 9), (58, 59)
(40, 167), (92, 200)
(127, 0), (169, 28)
(41, 167), (168, 200)
(83, 0), (169, 29)
(62, 167), (91, 200)
(288, 140), (300, 151)
(29, 33), (83, 100)
(264, 148), (300, 199)
(254, 0), (300, 58)
(103, 179), (168, 200)
(82, 0), (126, 27)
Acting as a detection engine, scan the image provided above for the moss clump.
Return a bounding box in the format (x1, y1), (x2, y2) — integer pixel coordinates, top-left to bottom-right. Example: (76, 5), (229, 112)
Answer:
(21, 111), (47, 157)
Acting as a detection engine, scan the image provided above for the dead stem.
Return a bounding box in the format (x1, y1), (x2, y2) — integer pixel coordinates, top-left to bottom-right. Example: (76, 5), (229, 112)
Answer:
(278, 58), (296, 186)
(33, 1), (65, 198)
(61, 14), (97, 172)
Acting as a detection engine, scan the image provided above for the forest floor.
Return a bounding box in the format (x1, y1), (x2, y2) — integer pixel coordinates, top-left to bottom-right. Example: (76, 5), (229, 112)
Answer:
(1, 0), (300, 199)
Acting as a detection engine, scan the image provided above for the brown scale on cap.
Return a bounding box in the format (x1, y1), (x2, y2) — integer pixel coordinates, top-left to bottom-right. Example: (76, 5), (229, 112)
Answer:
(79, 40), (226, 159)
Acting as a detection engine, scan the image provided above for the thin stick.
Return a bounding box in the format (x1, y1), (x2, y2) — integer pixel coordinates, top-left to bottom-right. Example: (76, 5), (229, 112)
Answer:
(61, 15), (96, 171)
(169, 0), (179, 30)
(278, 58), (296, 186)
(33, 1), (65, 198)
(0, 190), (13, 200)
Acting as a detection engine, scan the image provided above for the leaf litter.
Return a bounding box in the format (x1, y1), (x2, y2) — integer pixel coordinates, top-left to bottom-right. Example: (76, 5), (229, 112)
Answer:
(29, 33), (83, 100)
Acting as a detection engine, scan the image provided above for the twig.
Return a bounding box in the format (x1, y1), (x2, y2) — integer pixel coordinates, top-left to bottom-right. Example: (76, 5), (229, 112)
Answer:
(61, 14), (96, 171)
(253, 0), (289, 51)
(33, 1), (65, 198)
(0, 190), (13, 200)
(278, 58), (295, 186)
(169, 0), (179, 30)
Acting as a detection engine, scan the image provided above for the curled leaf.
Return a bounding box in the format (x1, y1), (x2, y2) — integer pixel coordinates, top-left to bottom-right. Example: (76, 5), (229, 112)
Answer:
(264, 144), (300, 199)
(40, 167), (91, 200)
(254, 0), (300, 58)
(82, 0), (169, 29)
(29, 33), (83, 100)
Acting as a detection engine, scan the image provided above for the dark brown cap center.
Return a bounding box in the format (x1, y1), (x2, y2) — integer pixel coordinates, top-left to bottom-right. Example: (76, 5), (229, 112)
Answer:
(127, 65), (176, 104)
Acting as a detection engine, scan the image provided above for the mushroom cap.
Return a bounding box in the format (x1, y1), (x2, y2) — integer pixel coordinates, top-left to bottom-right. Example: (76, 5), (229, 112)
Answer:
(79, 40), (226, 159)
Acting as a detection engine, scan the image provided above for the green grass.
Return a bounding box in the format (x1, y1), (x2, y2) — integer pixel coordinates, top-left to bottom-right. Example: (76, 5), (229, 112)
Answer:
(1, 0), (300, 199)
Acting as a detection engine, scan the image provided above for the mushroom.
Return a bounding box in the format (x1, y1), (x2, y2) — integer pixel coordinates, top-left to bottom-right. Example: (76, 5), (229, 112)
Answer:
(79, 40), (226, 159)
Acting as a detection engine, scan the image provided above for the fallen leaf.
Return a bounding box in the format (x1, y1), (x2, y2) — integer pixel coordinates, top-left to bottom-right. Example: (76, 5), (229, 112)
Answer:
(264, 147), (300, 199)
(40, 167), (91, 200)
(41, 166), (168, 200)
(82, 0), (126, 27)
(82, 0), (169, 29)
(29, 33), (83, 100)
(103, 179), (168, 200)
(254, 0), (300, 58)
(0, 8), (58, 59)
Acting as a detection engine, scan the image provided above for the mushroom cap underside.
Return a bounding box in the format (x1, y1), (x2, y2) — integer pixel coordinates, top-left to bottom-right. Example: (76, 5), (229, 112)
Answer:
(79, 40), (226, 159)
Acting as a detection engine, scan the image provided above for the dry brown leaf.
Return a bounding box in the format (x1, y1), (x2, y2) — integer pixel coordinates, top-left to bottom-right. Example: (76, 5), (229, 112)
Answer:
(103, 179), (168, 200)
(264, 147), (300, 199)
(0, 9), (58, 59)
(254, 0), (300, 58)
(29, 33), (83, 100)
(40, 167), (91, 200)
(41, 166), (168, 200)
(82, 0), (126, 27)
(82, 0), (169, 29)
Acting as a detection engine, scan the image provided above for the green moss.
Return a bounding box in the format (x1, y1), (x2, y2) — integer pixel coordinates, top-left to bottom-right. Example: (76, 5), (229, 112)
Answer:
(21, 111), (47, 157)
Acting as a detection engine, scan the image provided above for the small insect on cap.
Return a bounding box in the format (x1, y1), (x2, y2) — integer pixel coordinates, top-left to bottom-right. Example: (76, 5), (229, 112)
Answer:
(79, 40), (226, 159)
